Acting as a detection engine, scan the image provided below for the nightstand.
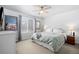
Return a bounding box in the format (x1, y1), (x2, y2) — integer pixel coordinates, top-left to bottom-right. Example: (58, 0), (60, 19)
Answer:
(66, 35), (75, 45)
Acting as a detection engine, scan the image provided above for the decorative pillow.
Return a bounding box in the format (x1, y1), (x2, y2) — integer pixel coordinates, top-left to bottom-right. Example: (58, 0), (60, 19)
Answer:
(32, 33), (37, 40)
(39, 36), (49, 43)
(36, 33), (42, 39)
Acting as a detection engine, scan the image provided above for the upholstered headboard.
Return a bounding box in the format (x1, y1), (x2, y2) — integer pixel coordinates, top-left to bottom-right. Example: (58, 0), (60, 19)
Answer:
(53, 28), (66, 33)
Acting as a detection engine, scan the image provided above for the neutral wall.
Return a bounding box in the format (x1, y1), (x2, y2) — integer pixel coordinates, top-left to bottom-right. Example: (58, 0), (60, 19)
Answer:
(45, 9), (79, 31)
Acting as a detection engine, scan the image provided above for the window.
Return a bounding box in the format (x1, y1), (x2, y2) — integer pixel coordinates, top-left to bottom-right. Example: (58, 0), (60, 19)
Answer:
(28, 19), (33, 32)
(21, 16), (28, 32)
(21, 16), (35, 33)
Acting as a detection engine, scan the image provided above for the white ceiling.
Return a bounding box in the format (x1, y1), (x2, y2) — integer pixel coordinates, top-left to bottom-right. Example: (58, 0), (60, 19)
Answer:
(2, 5), (79, 17)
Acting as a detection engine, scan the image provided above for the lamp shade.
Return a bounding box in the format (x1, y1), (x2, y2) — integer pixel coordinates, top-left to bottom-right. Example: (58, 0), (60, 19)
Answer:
(67, 24), (76, 32)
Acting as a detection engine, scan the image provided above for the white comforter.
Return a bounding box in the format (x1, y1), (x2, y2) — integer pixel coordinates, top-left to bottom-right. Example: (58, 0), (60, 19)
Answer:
(32, 32), (65, 52)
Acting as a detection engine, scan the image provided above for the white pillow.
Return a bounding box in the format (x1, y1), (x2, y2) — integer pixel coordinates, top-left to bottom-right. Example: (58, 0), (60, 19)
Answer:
(53, 28), (63, 34)
(44, 28), (53, 32)
(41, 32), (53, 37)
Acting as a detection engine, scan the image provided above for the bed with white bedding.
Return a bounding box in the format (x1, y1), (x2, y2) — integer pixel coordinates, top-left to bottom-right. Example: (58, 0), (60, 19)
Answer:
(32, 32), (65, 53)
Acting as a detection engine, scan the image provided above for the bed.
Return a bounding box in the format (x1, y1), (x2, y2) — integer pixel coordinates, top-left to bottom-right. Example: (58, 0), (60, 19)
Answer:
(31, 28), (65, 53)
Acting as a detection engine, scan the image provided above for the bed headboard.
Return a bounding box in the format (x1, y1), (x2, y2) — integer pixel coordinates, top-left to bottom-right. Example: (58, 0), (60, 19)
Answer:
(53, 28), (65, 33)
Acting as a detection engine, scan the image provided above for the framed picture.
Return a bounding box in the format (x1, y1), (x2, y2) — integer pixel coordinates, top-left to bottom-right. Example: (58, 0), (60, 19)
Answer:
(5, 15), (17, 31)
(36, 20), (40, 29)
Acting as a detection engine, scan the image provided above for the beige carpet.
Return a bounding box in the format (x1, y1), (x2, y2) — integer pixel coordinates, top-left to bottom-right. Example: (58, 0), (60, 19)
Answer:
(56, 43), (79, 54)
(16, 39), (79, 54)
(16, 39), (53, 54)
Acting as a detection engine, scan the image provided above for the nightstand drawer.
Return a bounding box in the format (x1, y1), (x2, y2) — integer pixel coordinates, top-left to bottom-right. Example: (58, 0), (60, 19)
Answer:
(66, 36), (75, 45)
(67, 38), (75, 41)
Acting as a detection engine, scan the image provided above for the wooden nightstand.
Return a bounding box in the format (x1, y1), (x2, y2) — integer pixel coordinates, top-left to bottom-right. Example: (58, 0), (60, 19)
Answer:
(66, 35), (75, 45)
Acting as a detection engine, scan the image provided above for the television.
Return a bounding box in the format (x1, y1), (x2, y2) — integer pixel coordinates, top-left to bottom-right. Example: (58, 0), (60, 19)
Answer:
(0, 7), (3, 19)
(0, 7), (3, 25)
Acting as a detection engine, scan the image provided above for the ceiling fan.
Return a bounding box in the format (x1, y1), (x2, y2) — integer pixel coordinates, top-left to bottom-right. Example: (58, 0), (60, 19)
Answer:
(34, 5), (52, 16)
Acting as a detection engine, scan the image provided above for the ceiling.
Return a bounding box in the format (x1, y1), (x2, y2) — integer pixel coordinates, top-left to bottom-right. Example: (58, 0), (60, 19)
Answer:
(2, 5), (79, 17)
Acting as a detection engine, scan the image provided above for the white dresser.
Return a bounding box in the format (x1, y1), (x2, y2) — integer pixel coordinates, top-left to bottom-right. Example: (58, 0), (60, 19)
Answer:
(0, 31), (16, 54)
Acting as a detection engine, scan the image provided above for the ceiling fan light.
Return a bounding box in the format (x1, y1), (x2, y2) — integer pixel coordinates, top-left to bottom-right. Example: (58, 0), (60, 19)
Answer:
(40, 10), (44, 14)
